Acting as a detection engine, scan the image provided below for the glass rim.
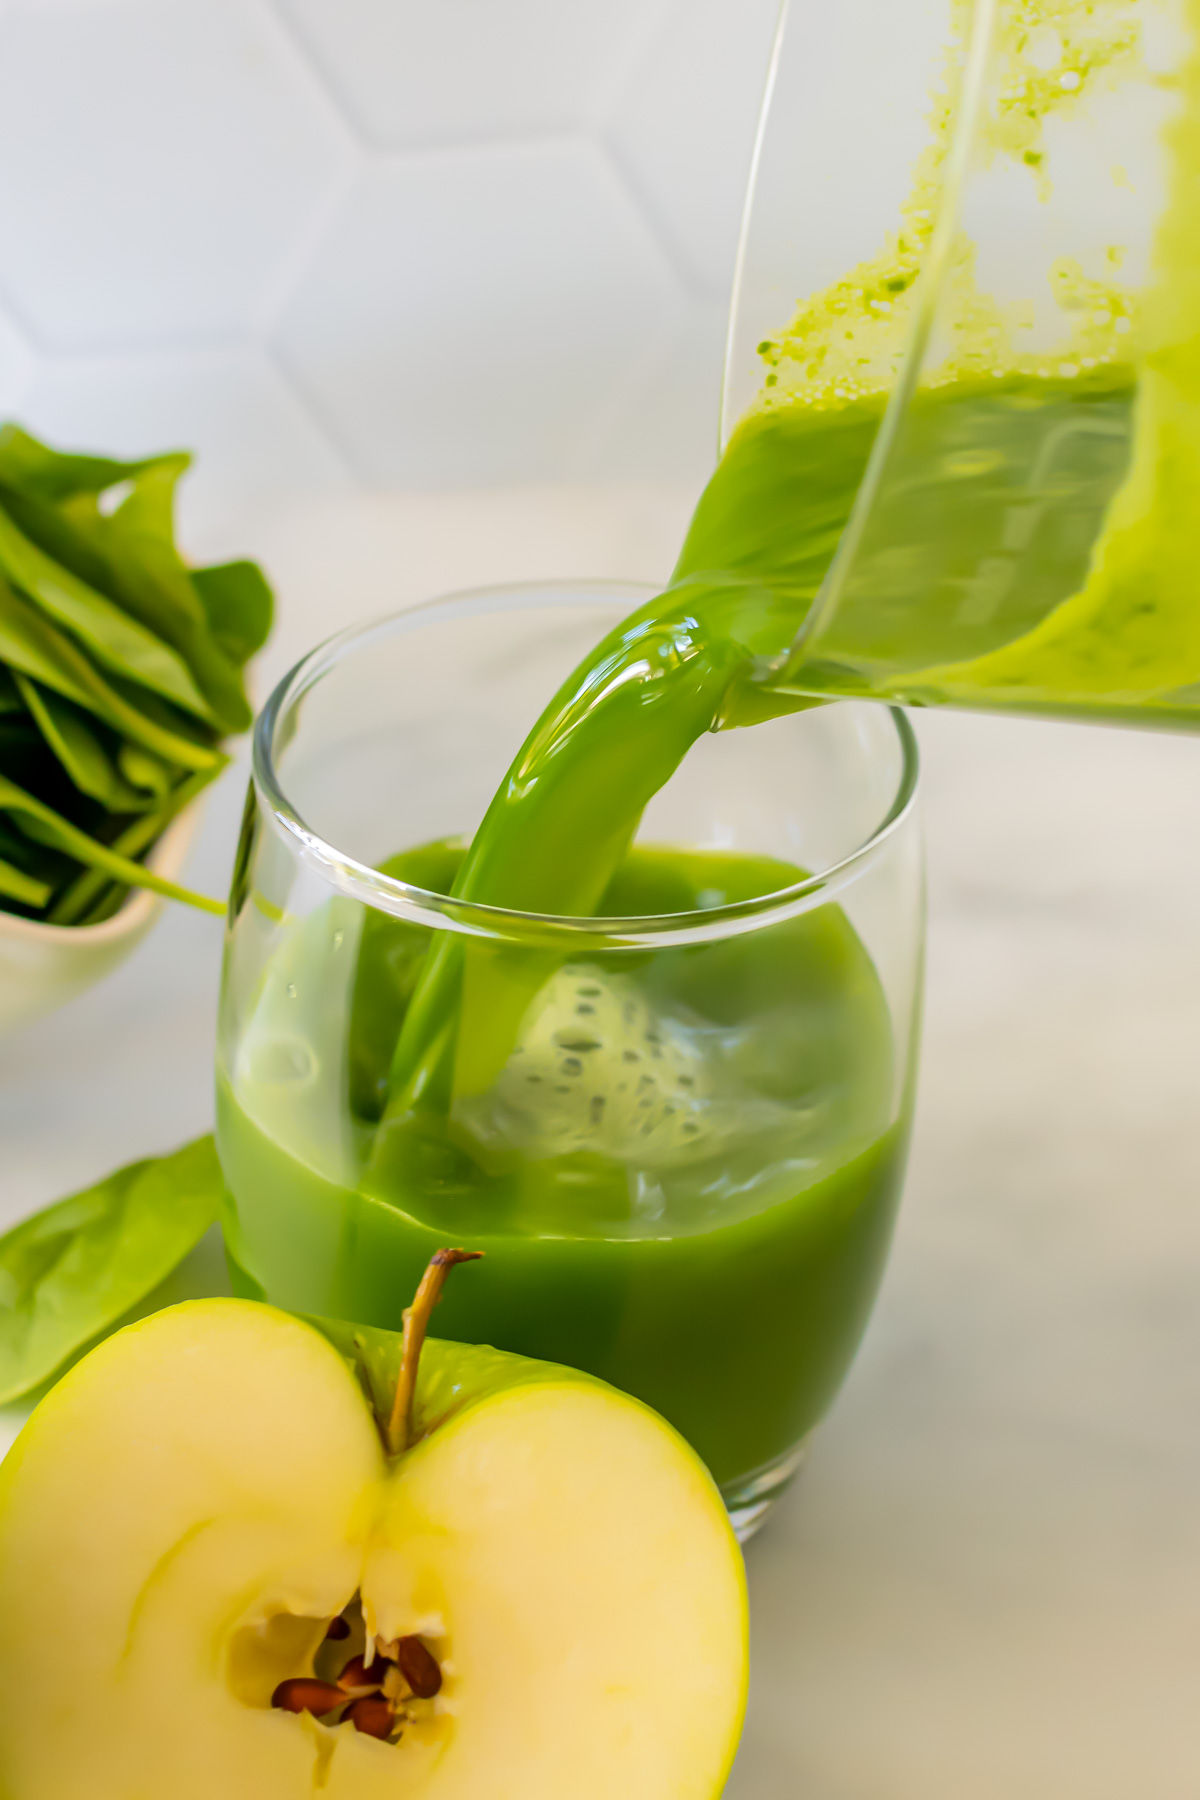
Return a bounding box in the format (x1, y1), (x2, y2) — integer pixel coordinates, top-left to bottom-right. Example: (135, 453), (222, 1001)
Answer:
(252, 581), (920, 950)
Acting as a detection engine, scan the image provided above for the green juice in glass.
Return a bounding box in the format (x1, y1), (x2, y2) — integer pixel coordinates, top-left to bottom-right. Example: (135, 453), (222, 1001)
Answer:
(219, 841), (911, 1491)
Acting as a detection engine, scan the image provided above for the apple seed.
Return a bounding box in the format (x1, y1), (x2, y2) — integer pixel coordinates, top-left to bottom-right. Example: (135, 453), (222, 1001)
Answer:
(336, 1653), (388, 1695)
(345, 1695), (396, 1740)
(395, 1635), (443, 1699)
(271, 1677), (346, 1716)
(324, 1616), (351, 1641)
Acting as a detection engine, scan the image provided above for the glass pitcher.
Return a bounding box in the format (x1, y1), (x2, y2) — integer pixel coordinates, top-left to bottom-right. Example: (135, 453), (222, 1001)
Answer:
(704, 0), (1200, 731)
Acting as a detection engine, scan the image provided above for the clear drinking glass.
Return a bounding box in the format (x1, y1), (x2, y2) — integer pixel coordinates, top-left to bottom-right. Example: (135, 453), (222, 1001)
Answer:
(718, 0), (1200, 729)
(216, 583), (924, 1536)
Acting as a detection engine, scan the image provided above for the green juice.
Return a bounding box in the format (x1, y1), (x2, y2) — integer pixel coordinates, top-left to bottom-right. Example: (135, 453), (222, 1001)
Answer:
(729, 363), (1200, 730)
(220, 843), (912, 1491)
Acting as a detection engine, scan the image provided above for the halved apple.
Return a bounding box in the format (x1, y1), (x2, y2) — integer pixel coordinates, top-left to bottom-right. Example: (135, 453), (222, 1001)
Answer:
(0, 1281), (746, 1798)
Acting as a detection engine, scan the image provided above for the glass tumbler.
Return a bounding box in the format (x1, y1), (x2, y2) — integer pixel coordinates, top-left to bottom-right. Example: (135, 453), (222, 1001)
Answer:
(217, 582), (924, 1536)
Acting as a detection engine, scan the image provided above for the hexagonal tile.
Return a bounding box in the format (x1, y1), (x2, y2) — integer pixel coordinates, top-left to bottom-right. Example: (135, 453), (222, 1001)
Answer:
(0, 0), (354, 350)
(0, 306), (35, 415)
(605, 0), (780, 298)
(23, 348), (350, 553)
(275, 0), (670, 149)
(275, 140), (687, 485)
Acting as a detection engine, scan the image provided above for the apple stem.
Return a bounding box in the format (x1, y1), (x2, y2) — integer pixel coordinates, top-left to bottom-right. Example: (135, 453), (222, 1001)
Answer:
(387, 1248), (484, 1456)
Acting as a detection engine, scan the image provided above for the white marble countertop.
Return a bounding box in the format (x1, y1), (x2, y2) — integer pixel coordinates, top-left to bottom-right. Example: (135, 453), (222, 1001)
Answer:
(3, 486), (1198, 1797)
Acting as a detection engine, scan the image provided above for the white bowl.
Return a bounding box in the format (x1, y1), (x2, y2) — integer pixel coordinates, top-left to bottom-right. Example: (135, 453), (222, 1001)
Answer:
(0, 803), (207, 1036)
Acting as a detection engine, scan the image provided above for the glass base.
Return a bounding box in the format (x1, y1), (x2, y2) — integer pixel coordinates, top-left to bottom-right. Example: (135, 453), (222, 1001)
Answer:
(721, 1438), (811, 1542)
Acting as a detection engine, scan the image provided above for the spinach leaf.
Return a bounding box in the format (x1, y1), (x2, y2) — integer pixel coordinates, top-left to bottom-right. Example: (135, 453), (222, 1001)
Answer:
(0, 710), (85, 831)
(47, 764), (218, 925)
(15, 674), (150, 812)
(0, 815), (68, 893)
(0, 1135), (223, 1404)
(0, 481), (122, 600)
(117, 741), (173, 799)
(0, 710), (49, 790)
(0, 579), (222, 772)
(0, 772), (225, 915)
(0, 855), (50, 907)
(0, 423), (166, 502)
(192, 560), (274, 666)
(0, 505), (218, 724)
(0, 422), (272, 924)
(94, 461), (254, 733)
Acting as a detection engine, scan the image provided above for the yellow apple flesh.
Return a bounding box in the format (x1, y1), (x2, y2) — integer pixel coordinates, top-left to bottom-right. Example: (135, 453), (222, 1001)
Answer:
(0, 1300), (747, 1798)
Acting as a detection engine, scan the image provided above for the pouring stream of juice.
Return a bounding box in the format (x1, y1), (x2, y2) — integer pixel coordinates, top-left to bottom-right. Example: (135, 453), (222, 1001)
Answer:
(372, 0), (1200, 1156)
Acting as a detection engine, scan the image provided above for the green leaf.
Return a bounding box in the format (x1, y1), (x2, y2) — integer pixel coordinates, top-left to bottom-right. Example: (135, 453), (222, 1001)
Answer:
(0, 710), (83, 835)
(0, 710), (47, 789)
(0, 423), (175, 502)
(117, 741), (172, 799)
(66, 882), (124, 926)
(0, 854), (50, 907)
(93, 462), (254, 733)
(192, 560), (274, 666)
(0, 483), (242, 738)
(0, 771), (226, 915)
(47, 763), (219, 925)
(0, 482), (121, 600)
(0, 1135), (223, 1404)
(0, 666), (24, 714)
(93, 460), (200, 633)
(0, 423), (272, 929)
(0, 814), (69, 891)
(0, 504), (218, 725)
(107, 672), (225, 762)
(0, 577), (221, 773)
(14, 674), (150, 812)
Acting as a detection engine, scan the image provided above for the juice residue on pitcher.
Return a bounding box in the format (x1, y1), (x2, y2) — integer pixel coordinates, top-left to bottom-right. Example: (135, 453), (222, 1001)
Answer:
(751, 0), (1200, 720)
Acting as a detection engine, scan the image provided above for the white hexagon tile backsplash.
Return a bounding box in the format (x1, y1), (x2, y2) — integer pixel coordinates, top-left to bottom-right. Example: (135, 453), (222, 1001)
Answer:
(0, 0), (354, 347)
(0, 0), (780, 537)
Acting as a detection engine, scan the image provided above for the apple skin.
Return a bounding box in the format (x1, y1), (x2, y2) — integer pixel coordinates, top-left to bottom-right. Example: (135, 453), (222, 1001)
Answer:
(0, 1300), (748, 1800)
(314, 1310), (634, 1437)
